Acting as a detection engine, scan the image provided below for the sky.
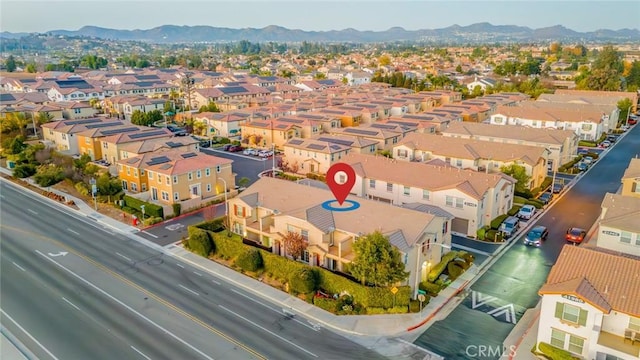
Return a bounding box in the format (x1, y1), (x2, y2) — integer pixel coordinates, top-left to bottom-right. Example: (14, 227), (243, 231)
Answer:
(1, 0), (639, 33)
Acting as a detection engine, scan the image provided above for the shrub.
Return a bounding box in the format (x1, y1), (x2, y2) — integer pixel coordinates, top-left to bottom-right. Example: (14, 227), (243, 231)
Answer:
(513, 196), (527, 204)
(195, 219), (226, 232)
(34, 166), (65, 186)
(219, 137), (231, 144)
(491, 214), (509, 229)
(187, 227), (213, 257)
(172, 203), (181, 217)
(486, 229), (502, 242)
(514, 189), (532, 199)
(236, 249), (263, 272)
(537, 342), (579, 360)
(540, 176), (553, 191)
(427, 251), (459, 282)
(313, 297), (338, 313)
(143, 217), (163, 226)
(385, 306), (409, 314)
(289, 267), (319, 294)
(366, 307), (387, 315)
(525, 199), (544, 209)
(476, 227), (486, 241)
(13, 163), (36, 178)
(74, 182), (90, 196)
(447, 262), (464, 280)
(454, 259), (470, 270)
(459, 251), (475, 264)
(507, 205), (522, 216)
(123, 195), (163, 218)
(409, 299), (424, 312)
(419, 281), (442, 296)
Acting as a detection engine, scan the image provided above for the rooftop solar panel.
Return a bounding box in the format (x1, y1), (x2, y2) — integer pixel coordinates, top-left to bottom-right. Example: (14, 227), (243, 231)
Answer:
(64, 118), (102, 125)
(56, 80), (93, 89)
(146, 156), (171, 166)
(278, 118), (304, 124)
(288, 139), (304, 145)
(317, 137), (353, 146)
(275, 124), (288, 129)
(344, 128), (379, 136)
(126, 158), (138, 164)
(134, 75), (160, 81)
(101, 127), (139, 135)
(371, 124), (396, 130)
(298, 114), (324, 120)
(128, 130), (167, 139)
(165, 141), (182, 148)
(0, 93), (16, 102)
(85, 122), (124, 129)
(329, 145), (343, 151)
(307, 144), (326, 151)
(180, 152), (197, 159)
(219, 86), (247, 94)
(20, 79), (37, 83)
(321, 110), (344, 115)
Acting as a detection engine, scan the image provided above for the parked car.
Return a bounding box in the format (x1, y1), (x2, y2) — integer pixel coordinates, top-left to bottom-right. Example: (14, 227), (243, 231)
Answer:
(628, 118), (638, 125)
(228, 145), (243, 152)
(575, 162), (588, 172)
(243, 148), (257, 156)
(517, 204), (536, 220)
(606, 135), (617, 143)
(565, 227), (587, 244)
(500, 216), (520, 239)
(552, 182), (564, 194)
(221, 144), (232, 151)
(599, 140), (612, 148)
(621, 125), (630, 132)
(524, 225), (548, 247)
(582, 156), (594, 165)
(198, 140), (211, 148)
(577, 149), (589, 155)
(538, 192), (553, 205)
(258, 150), (274, 158)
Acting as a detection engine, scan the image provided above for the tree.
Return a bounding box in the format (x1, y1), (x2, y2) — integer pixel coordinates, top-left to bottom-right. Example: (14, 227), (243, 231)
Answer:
(96, 173), (122, 199)
(5, 55), (16, 72)
(26, 63), (37, 73)
(455, 64), (463, 73)
(378, 55), (391, 66)
(282, 231), (307, 260)
(349, 231), (409, 287)
(198, 102), (219, 113)
(577, 46), (623, 91)
(237, 177), (251, 188)
(626, 61), (640, 91)
(130, 110), (146, 126)
(617, 98), (633, 125)
(500, 164), (531, 194)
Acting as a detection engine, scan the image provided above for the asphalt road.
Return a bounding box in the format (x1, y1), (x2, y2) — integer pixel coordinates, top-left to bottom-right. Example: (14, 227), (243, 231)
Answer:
(138, 203), (225, 246)
(0, 180), (384, 360)
(201, 147), (277, 185)
(414, 125), (640, 359)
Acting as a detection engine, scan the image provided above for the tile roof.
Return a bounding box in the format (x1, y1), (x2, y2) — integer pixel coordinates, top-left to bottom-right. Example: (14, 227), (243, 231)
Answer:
(396, 133), (548, 166)
(118, 136), (198, 154)
(118, 149), (232, 175)
(442, 121), (576, 146)
(599, 193), (640, 233)
(284, 138), (350, 154)
(539, 245), (640, 317)
(622, 158), (640, 180)
(494, 103), (605, 123)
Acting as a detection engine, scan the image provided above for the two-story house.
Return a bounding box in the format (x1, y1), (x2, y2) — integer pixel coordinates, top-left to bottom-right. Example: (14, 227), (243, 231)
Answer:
(227, 176), (452, 298)
(99, 128), (174, 165)
(537, 245), (640, 360)
(343, 153), (515, 236)
(282, 138), (351, 174)
(621, 158), (640, 198)
(41, 118), (124, 154)
(441, 122), (578, 171)
(596, 193), (640, 256)
(192, 111), (252, 138)
(393, 133), (548, 190)
(326, 125), (402, 151)
(118, 150), (235, 214)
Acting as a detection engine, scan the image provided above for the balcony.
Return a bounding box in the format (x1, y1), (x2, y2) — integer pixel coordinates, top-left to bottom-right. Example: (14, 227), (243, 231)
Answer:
(597, 330), (640, 358)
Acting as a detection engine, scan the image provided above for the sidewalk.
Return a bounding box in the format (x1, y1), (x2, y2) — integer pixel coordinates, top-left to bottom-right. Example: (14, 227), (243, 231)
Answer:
(503, 300), (541, 360)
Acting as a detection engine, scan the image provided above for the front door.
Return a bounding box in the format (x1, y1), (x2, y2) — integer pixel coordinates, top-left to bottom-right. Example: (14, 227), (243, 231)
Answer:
(310, 164), (315, 173)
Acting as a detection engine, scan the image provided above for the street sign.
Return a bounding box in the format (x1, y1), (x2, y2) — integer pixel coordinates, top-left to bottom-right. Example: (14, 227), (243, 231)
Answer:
(390, 286), (398, 295)
(418, 294), (426, 302)
(417, 289), (427, 295)
(91, 184), (97, 196)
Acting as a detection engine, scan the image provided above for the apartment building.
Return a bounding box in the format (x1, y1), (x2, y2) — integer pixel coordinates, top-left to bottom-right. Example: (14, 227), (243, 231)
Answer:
(393, 133), (548, 189)
(441, 122), (578, 171)
(343, 153), (515, 236)
(227, 176), (452, 298)
(41, 117), (124, 154)
(537, 246), (640, 360)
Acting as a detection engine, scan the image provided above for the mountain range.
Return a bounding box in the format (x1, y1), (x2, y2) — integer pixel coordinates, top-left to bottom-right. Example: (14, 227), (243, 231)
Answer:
(1, 23), (639, 43)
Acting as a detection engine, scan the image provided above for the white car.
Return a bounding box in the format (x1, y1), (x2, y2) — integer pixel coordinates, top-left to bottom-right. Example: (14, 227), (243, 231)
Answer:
(517, 205), (536, 220)
(621, 125), (630, 132)
(243, 148), (257, 156)
(258, 150), (273, 158)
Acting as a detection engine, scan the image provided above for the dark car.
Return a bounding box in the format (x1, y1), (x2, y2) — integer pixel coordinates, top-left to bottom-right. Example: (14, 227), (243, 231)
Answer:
(565, 227), (587, 244)
(199, 140), (211, 148)
(228, 145), (243, 152)
(606, 136), (617, 143)
(538, 192), (553, 204)
(221, 144), (232, 151)
(575, 162), (588, 172)
(552, 183), (564, 194)
(524, 225), (548, 247)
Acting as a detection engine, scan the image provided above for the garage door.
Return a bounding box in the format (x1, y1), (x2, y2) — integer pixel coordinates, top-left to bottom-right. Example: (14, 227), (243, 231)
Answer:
(451, 217), (469, 235)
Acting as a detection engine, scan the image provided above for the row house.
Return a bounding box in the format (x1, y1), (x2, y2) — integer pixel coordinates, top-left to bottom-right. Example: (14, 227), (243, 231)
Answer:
(326, 125), (403, 151)
(192, 111), (251, 138)
(47, 79), (105, 102)
(553, 89), (638, 114)
(246, 75), (295, 87)
(121, 97), (167, 120)
(537, 246), (640, 360)
(227, 176), (453, 299)
(597, 193), (640, 256)
(117, 150), (235, 213)
(392, 94), (438, 112)
(378, 118), (438, 135)
(240, 118), (302, 149)
(99, 127), (174, 165)
(76, 123), (141, 160)
(531, 100), (620, 134)
(295, 79), (344, 92)
(392, 113), (458, 133)
(102, 82), (176, 97)
(0, 92), (50, 107)
(621, 158), (640, 198)
(417, 90), (463, 105)
(345, 71), (372, 86)
(282, 137), (351, 174)
(489, 104), (606, 141)
(315, 107), (363, 127)
(6, 103), (64, 121)
(343, 153), (515, 236)
(192, 85), (271, 109)
(392, 133), (549, 190)
(41, 117), (126, 154)
(441, 121), (578, 171)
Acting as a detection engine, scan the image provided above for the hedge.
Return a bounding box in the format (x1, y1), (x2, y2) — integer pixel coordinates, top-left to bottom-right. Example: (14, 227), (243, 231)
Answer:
(419, 281), (442, 296)
(507, 205), (522, 216)
(537, 342), (580, 360)
(289, 268), (319, 294)
(195, 218), (226, 232)
(427, 251), (459, 282)
(513, 196), (527, 204)
(123, 195), (164, 218)
(491, 214), (509, 229)
(313, 297), (339, 313)
(447, 262), (464, 280)
(485, 229), (503, 242)
(236, 249), (263, 272)
(476, 227), (486, 241)
(525, 199), (544, 209)
(143, 217), (163, 226)
(210, 231), (245, 260)
(188, 227), (213, 257)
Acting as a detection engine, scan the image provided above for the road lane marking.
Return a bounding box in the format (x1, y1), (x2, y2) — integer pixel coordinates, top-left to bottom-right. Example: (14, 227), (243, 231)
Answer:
(27, 209), (38, 215)
(0, 309), (61, 360)
(211, 279), (221, 285)
(141, 231), (158, 239)
(62, 297), (81, 311)
(193, 271), (202, 276)
(34, 250), (214, 360)
(176, 263), (185, 268)
(67, 228), (80, 235)
(230, 289), (319, 332)
(130, 346), (152, 360)
(219, 305), (317, 358)
(12, 262), (26, 271)
(115, 252), (132, 262)
(178, 284), (199, 296)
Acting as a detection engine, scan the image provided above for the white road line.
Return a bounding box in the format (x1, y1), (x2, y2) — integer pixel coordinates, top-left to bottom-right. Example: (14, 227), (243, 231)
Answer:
(211, 279), (221, 285)
(141, 231), (158, 239)
(62, 297), (81, 311)
(115, 252), (132, 262)
(193, 271), (202, 276)
(230, 289), (319, 332)
(219, 305), (317, 357)
(178, 284), (199, 296)
(0, 309), (61, 360)
(0, 194), (5, 199)
(27, 209), (38, 215)
(176, 263), (185, 268)
(34, 250), (213, 360)
(67, 228), (80, 235)
(130, 346), (152, 360)
(12, 262), (26, 271)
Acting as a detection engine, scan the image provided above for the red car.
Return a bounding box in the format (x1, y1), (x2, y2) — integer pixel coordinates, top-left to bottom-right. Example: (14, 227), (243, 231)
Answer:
(628, 118), (638, 125)
(566, 227), (587, 244)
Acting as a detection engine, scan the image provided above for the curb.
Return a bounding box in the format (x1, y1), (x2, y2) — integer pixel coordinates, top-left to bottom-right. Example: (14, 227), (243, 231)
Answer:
(406, 280), (469, 332)
(141, 205), (213, 230)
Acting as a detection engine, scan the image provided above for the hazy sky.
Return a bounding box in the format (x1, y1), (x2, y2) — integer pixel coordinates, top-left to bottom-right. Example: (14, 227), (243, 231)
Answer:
(1, 0), (639, 33)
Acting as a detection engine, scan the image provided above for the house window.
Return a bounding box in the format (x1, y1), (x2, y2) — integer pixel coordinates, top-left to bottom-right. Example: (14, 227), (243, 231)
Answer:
(126, 167), (130, 175)
(455, 198), (464, 209)
(581, 123), (593, 131)
(386, 182), (393, 192)
(157, 174), (161, 183)
(122, 151), (128, 159)
(555, 302), (587, 326)
(369, 145), (376, 152)
(620, 231), (632, 244)
(629, 317), (640, 331)
(173, 175), (178, 184)
(301, 229), (309, 241)
(131, 183), (137, 192)
(235, 205), (244, 217)
(121, 180), (128, 190)
(133, 169), (138, 178)
(188, 172), (193, 180)
(397, 149), (408, 158)
(216, 165), (221, 173)
(206, 184), (211, 192)
(74, 108), (81, 114)
(161, 191), (169, 201)
(446, 196), (454, 207)
(422, 189), (430, 200)
(567, 334), (585, 355)
(140, 170), (144, 176)
(456, 159), (462, 167)
(403, 186), (410, 196)
(103, 142), (108, 149)
(196, 170), (201, 179)
(141, 183), (146, 191)
(174, 192), (179, 201)
(205, 168), (210, 176)
(369, 179), (375, 189)
(61, 134), (67, 140)
(85, 137), (91, 144)
(166, 176), (170, 185)
(550, 328), (565, 348)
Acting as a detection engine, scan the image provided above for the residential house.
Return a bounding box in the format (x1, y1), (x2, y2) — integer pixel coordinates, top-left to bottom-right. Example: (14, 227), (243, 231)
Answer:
(240, 118), (302, 150)
(41, 117), (124, 154)
(621, 158), (640, 198)
(596, 193), (640, 256)
(192, 111), (251, 138)
(393, 133), (549, 189)
(345, 71), (372, 86)
(466, 76), (497, 93)
(118, 150), (235, 213)
(99, 127), (174, 165)
(282, 137), (351, 174)
(47, 79), (104, 102)
(311, 135), (378, 155)
(326, 125), (403, 151)
(343, 153), (515, 236)
(552, 89), (638, 113)
(121, 97), (167, 120)
(537, 245), (640, 360)
(441, 122), (578, 171)
(227, 176), (453, 298)
(76, 123), (138, 160)
(315, 107), (363, 127)
(57, 101), (99, 120)
(118, 136), (199, 161)
(531, 100), (620, 134)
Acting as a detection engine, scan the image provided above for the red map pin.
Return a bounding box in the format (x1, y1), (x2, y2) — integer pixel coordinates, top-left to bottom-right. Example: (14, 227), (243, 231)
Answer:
(326, 163), (356, 205)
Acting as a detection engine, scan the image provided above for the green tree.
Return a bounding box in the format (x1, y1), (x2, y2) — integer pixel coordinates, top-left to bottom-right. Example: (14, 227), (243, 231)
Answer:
(5, 55), (16, 72)
(455, 64), (463, 73)
(470, 85), (484, 98)
(26, 63), (37, 73)
(96, 173), (122, 197)
(577, 46), (623, 91)
(349, 231), (409, 287)
(617, 98), (633, 125)
(130, 110), (146, 126)
(500, 164), (531, 194)
(198, 102), (220, 113)
(626, 61), (640, 90)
